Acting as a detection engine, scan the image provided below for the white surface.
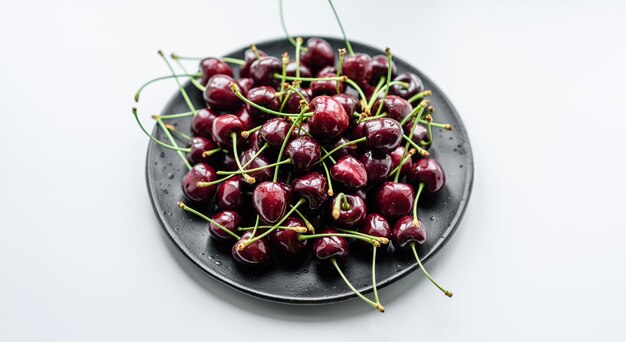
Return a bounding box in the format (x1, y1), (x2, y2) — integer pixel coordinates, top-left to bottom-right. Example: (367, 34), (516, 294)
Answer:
(1, 0), (625, 340)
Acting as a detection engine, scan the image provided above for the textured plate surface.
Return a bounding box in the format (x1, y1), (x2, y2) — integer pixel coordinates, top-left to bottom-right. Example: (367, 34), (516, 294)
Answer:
(146, 37), (473, 304)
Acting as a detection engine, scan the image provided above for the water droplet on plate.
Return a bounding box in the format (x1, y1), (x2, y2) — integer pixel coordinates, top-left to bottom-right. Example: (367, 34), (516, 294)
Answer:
(430, 216), (435, 221)
(167, 173), (174, 179)
(303, 269), (308, 273)
(215, 261), (221, 266)
(159, 152), (165, 158)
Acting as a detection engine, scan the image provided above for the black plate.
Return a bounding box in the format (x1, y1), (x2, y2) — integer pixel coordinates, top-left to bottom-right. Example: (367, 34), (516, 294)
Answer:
(146, 37), (473, 304)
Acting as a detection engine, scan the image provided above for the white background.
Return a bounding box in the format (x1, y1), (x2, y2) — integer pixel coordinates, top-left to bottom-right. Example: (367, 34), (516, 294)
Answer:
(1, 0), (625, 340)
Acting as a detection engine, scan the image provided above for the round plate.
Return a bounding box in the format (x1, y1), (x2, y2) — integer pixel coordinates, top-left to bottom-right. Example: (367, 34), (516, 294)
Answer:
(146, 37), (473, 304)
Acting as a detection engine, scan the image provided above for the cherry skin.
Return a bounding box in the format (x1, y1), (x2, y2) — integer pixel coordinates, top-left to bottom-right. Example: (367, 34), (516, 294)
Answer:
(311, 73), (345, 97)
(249, 56), (281, 87)
(375, 181), (415, 220)
(404, 121), (429, 147)
(372, 95), (412, 122)
(269, 217), (309, 259)
(191, 108), (218, 138)
(246, 86), (280, 121)
(285, 136), (321, 172)
(370, 54), (397, 85)
(260, 117), (291, 150)
(203, 74), (242, 111)
(328, 136), (358, 159)
(330, 155), (368, 190)
(283, 88), (310, 114)
(330, 194), (367, 227)
(217, 153), (237, 172)
(181, 163), (217, 202)
(316, 66), (337, 77)
(342, 53), (373, 86)
(357, 214), (391, 250)
(233, 106), (255, 131)
(248, 130), (264, 151)
(301, 38), (335, 73)
(232, 231), (272, 267)
(236, 77), (254, 97)
(407, 158), (446, 193)
(392, 216), (427, 248)
(363, 118), (403, 153)
(239, 149), (273, 183)
(252, 181), (288, 224)
(208, 210), (242, 242)
(308, 96), (349, 143)
(390, 145), (412, 178)
(286, 61), (313, 83)
(390, 72), (424, 100)
(199, 57), (233, 85)
(312, 229), (349, 264)
(239, 48), (267, 78)
(333, 93), (359, 120)
(215, 178), (243, 210)
(359, 150), (392, 185)
(292, 172), (328, 210)
(187, 136), (218, 165)
(349, 121), (366, 141)
(211, 114), (244, 149)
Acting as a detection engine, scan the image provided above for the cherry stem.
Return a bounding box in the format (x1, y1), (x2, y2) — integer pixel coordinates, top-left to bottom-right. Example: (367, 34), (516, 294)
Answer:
(171, 56), (205, 92)
(421, 114), (434, 147)
(241, 125), (262, 138)
(275, 73), (345, 82)
(157, 51), (198, 116)
(327, 0), (354, 57)
(372, 247), (381, 305)
(374, 48), (393, 116)
(231, 82), (309, 118)
(278, 88), (293, 112)
(239, 198), (307, 249)
(152, 111), (194, 120)
(407, 90), (433, 104)
(132, 108), (192, 153)
(295, 37), (303, 78)
(280, 52), (289, 91)
(165, 124), (191, 141)
(292, 207), (315, 233)
(400, 98), (429, 126)
(336, 48), (346, 94)
(402, 134), (430, 157)
(410, 242), (453, 297)
(388, 148), (415, 178)
(217, 158), (291, 176)
(412, 182), (425, 226)
(250, 215), (260, 239)
(197, 143), (269, 187)
(177, 202), (240, 239)
(231, 132), (255, 184)
(157, 118), (192, 169)
(332, 193), (349, 219)
(331, 258), (384, 312)
(238, 225), (307, 233)
(273, 105), (309, 182)
(370, 81), (409, 107)
(250, 44), (261, 59)
(321, 160), (334, 197)
(298, 233), (380, 247)
(367, 77), (386, 109)
(170, 53), (245, 65)
(202, 147), (222, 158)
(343, 78), (368, 105)
(421, 120), (452, 130)
(134, 73), (202, 102)
(278, 0), (298, 47)
(357, 112), (387, 124)
(393, 101), (429, 182)
(335, 228), (389, 244)
(319, 137), (366, 162)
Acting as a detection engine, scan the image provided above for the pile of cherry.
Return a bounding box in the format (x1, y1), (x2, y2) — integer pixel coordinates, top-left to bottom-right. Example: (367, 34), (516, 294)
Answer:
(134, 34), (455, 311)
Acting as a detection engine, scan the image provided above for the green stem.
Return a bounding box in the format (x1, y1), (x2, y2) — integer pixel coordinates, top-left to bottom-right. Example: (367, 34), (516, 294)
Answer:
(172, 56), (205, 92)
(295, 37), (303, 78)
(394, 103), (428, 182)
(331, 258), (384, 312)
(132, 109), (192, 152)
(372, 247), (380, 304)
(278, 0), (298, 47)
(239, 225), (306, 232)
(327, 0), (354, 56)
(170, 54), (245, 65)
(335, 228), (388, 243)
(336, 48), (346, 94)
(217, 159), (291, 176)
(410, 242), (453, 297)
(241, 198), (306, 247)
(400, 101), (429, 126)
(412, 182), (425, 226)
(375, 48), (393, 116)
(134, 73), (202, 102)
(319, 137), (365, 162)
(322, 160), (334, 196)
(178, 202), (240, 239)
(156, 118), (192, 170)
(164, 123), (192, 141)
(250, 216), (260, 239)
(407, 90), (433, 104)
(221, 57), (246, 65)
(157, 51), (197, 116)
(344, 78), (368, 104)
(298, 233), (378, 246)
(402, 134), (430, 156)
(293, 207), (315, 232)
(197, 144), (269, 187)
(153, 111), (194, 120)
(367, 76), (386, 109)
(274, 106), (308, 182)
(231, 82), (308, 117)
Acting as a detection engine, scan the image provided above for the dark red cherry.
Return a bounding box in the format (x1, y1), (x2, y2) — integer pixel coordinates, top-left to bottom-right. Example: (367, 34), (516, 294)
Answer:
(283, 88), (310, 114)
(208, 210), (241, 242)
(392, 216), (426, 248)
(316, 66), (337, 77)
(404, 121), (429, 147)
(301, 38), (335, 73)
(372, 95), (412, 122)
(187, 136), (218, 165)
(252, 181), (288, 224)
(286, 61), (313, 84)
(260, 117), (291, 150)
(239, 48), (267, 78)
(330, 156), (367, 190)
(215, 178), (243, 210)
(363, 118), (403, 153)
(211, 114), (244, 149)
(239, 149), (272, 183)
(390, 145), (412, 178)
(249, 56), (281, 87)
(390, 72), (424, 100)
(248, 130), (264, 151)
(357, 214), (391, 250)
(203, 74), (242, 111)
(233, 106), (255, 130)
(370, 54), (397, 85)
(269, 217), (308, 259)
(311, 72), (345, 97)
(236, 77), (254, 97)
(349, 121), (366, 141)
(375, 181), (415, 219)
(328, 136), (358, 159)
(285, 136), (321, 172)
(181, 163), (217, 202)
(359, 150), (392, 184)
(333, 93), (359, 118)
(232, 231), (272, 267)
(191, 108), (218, 138)
(199, 57), (233, 85)
(308, 96), (349, 142)
(312, 229), (349, 264)
(330, 194), (367, 227)
(246, 86), (280, 121)
(217, 153), (237, 172)
(292, 172), (328, 210)
(407, 158), (446, 193)
(342, 53), (373, 86)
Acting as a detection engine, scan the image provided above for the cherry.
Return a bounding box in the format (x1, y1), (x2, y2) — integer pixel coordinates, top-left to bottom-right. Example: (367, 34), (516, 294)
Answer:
(199, 57), (233, 85)
(404, 121), (429, 146)
(283, 88), (310, 114)
(211, 114), (245, 149)
(359, 150), (392, 184)
(187, 136), (219, 165)
(390, 72), (424, 100)
(330, 193), (367, 227)
(209, 210), (242, 242)
(248, 130), (264, 151)
(312, 229), (349, 264)
(191, 108), (218, 138)
(269, 217), (309, 259)
(316, 66), (337, 77)
(260, 117), (291, 150)
(236, 77), (254, 97)
(349, 120), (366, 141)
(292, 172), (328, 210)
(363, 118), (403, 153)
(216, 178), (243, 210)
(311, 72), (345, 97)
(392, 216), (426, 248)
(252, 181), (288, 224)
(390, 145), (412, 178)
(372, 95), (412, 122)
(357, 214), (391, 250)
(232, 231), (272, 267)
(375, 181), (414, 219)
(330, 155), (367, 190)
(181, 163), (217, 202)
(407, 158), (446, 193)
(301, 38), (335, 73)
(327, 136), (358, 159)
(343, 53), (373, 86)
(203, 74), (242, 111)
(333, 93), (359, 118)
(239, 47), (267, 78)
(249, 56), (281, 87)
(217, 152), (238, 172)
(291, 122), (310, 139)
(233, 106), (255, 131)
(370, 54), (397, 85)
(246, 86), (280, 121)
(285, 136), (321, 172)
(239, 148), (273, 183)
(286, 61), (312, 80)
(308, 96), (349, 143)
